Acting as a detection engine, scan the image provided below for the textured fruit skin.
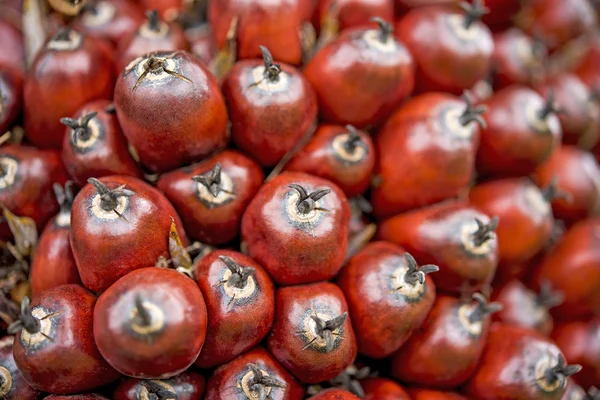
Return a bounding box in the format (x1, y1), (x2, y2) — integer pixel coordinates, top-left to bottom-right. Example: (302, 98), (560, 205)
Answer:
(13, 285), (120, 394)
(492, 29), (544, 90)
(268, 282), (357, 384)
(360, 377), (411, 400)
(205, 347), (305, 400)
(314, 0), (394, 32)
(337, 242), (436, 358)
(408, 388), (469, 400)
(222, 58), (318, 167)
(0, 336), (40, 400)
(0, 19), (25, 73)
(70, 175), (187, 293)
(530, 218), (600, 321)
(477, 86), (561, 178)
(0, 69), (23, 134)
(307, 389), (361, 400)
(534, 146), (600, 225)
(72, 0), (144, 46)
(371, 93), (480, 218)
(377, 202), (498, 294)
(43, 395), (110, 400)
(241, 172), (350, 285)
(0, 145), (68, 241)
(113, 371), (206, 400)
(481, 0), (521, 32)
(552, 319), (600, 389)
(465, 324), (570, 400)
(194, 250), (275, 368)
(391, 295), (492, 388)
(285, 124), (375, 197)
(93, 268), (207, 379)
(61, 99), (142, 187)
(395, 5), (493, 94)
(157, 150), (264, 245)
(209, 0), (306, 65)
(114, 50), (228, 173)
(24, 31), (114, 148)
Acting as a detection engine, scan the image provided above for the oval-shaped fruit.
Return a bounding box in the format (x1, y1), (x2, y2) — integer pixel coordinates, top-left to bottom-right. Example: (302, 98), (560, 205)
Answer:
(308, 389), (361, 400)
(72, 0), (144, 46)
(314, 0), (394, 33)
(409, 388), (469, 400)
(0, 69), (23, 134)
(492, 29), (545, 90)
(113, 370), (206, 400)
(360, 377), (411, 400)
(0, 19), (24, 73)
(43, 395), (110, 400)
(0, 336), (39, 400)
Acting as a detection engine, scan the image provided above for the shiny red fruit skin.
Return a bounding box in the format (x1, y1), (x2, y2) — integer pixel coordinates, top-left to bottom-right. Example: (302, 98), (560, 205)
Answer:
(574, 35), (600, 88)
(304, 24), (414, 128)
(0, 145), (68, 241)
(360, 377), (411, 400)
(114, 50), (228, 173)
(552, 319), (600, 389)
(530, 218), (600, 321)
(205, 347), (305, 400)
(371, 93), (480, 218)
(534, 146), (600, 224)
(395, 5), (493, 94)
(268, 282), (357, 384)
(314, 0), (394, 32)
(492, 29), (545, 90)
(24, 30), (114, 149)
(0, 69), (23, 134)
(194, 250), (275, 368)
(72, 0), (144, 46)
(481, 0), (521, 32)
(61, 99), (143, 187)
(113, 370), (206, 400)
(43, 395), (110, 400)
(13, 285), (120, 394)
(157, 150), (264, 245)
(377, 201), (498, 294)
(0, 336), (40, 400)
(469, 178), (554, 266)
(241, 172), (350, 285)
(337, 241), (436, 358)
(285, 124), (375, 197)
(141, 0), (184, 19)
(408, 388), (469, 400)
(94, 267), (207, 379)
(0, 19), (24, 73)
(209, 0), (306, 65)
(70, 175), (187, 293)
(308, 389), (361, 400)
(222, 57), (318, 167)
(477, 86), (562, 177)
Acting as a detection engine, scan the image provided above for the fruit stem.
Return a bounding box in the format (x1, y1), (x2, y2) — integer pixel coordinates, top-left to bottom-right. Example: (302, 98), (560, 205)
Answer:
(146, 9), (161, 32)
(370, 17), (393, 42)
(343, 125), (364, 153)
(468, 293), (503, 323)
(134, 294), (152, 327)
(192, 163), (224, 198)
(53, 27), (72, 42)
(543, 354), (582, 385)
(219, 255), (255, 289)
(587, 387), (600, 400)
(87, 177), (135, 212)
(140, 379), (178, 399)
(471, 216), (499, 247)
(459, 0), (489, 29)
(459, 91), (487, 129)
(248, 364), (286, 400)
(53, 181), (75, 217)
(259, 46), (282, 82)
(310, 312), (348, 352)
(61, 111), (98, 146)
(288, 184), (331, 214)
(403, 253), (439, 286)
(537, 89), (561, 120)
(540, 176), (571, 203)
(329, 365), (371, 398)
(7, 297), (41, 335)
(535, 280), (564, 309)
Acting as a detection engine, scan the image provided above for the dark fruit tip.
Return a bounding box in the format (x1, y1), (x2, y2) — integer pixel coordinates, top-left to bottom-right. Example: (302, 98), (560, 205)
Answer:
(87, 177), (135, 212)
(468, 292), (503, 323)
(369, 16), (393, 42)
(404, 253), (439, 286)
(538, 89), (565, 120)
(192, 163), (223, 198)
(7, 296), (41, 335)
(459, 0), (489, 29)
(343, 125), (364, 153)
(52, 26), (73, 42)
(145, 9), (162, 32)
(140, 379), (178, 399)
(472, 216), (499, 247)
(219, 255), (254, 289)
(541, 176), (572, 203)
(134, 294), (152, 327)
(259, 45), (281, 81)
(289, 184), (331, 214)
(459, 90), (487, 129)
(53, 181), (75, 213)
(536, 280), (564, 309)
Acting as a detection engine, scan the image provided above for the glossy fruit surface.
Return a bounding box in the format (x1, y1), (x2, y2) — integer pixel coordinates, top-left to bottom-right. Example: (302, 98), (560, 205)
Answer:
(113, 370), (206, 400)
(0, 19), (24, 73)
(72, 0), (144, 46)
(360, 377), (410, 400)
(0, 69), (23, 134)
(43, 395), (110, 400)
(482, 0), (521, 31)
(308, 388), (360, 399)
(492, 29), (545, 90)
(409, 388), (469, 400)
(314, 0), (394, 33)
(94, 267), (207, 379)
(0, 336), (39, 399)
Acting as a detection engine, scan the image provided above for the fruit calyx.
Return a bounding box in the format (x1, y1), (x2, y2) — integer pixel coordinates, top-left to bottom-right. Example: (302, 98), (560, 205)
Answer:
(586, 387), (600, 400)
(309, 312), (348, 352)
(133, 294), (153, 327)
(329, 365), (371, 397)
(459, 0), (489, 29)
(53, 27), (73, 42)
(145, 10), (162, 33)
(259, 46), (282, 82)
(219, 255), (255, 289)
(537, 90), (562, 120)
(7, 297), (41, 335)
(535, 280), (564, 310)
(61, 111), (98, 146)
(132, 54), (192, 93)
(289, 184), (331, 215)
(140, 379), (178, 400)
(192, 163), (227, 198)
(370, 17), (393, 42)
(540, 176), (572, 203)
(459, 91), (487, 128)
(342, 125), (364, 153)
(403, 253), (439, 286)
(541, 354), (582, 389)
(246, 364), (286, 400)
(88, 177), (135, 213)
(467, 293), (503, 324)
(53, 181), (75, 224)
(472, 216), (499, 247)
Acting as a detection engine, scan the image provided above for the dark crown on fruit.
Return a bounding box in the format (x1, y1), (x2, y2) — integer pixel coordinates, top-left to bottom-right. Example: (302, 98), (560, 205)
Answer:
(247, 363), (286, 400)
(403, 253), (439, 286)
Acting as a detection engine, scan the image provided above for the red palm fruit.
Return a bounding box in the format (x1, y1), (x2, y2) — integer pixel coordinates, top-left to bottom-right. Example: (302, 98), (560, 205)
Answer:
(94, 267), (207, 379)
(30, 183), (81, 298)
(308, 389), (361, 400)
(185, 22), (218, 65)
(241, 172), (350, 285)
(481, 0), (521, 32)
(268, 282), (357, 384)
(395, 0), (458, 10)
(285, 125), (375, 197)
(377, 201), (498, 294)
(530, 218), (600, 320)
(205, 347), (304, 400)
(371, 92), (484, 218)
(574, 35), (600, 88)
(314, 0), (394, 33)
(395, 1), (493, 95)
(114, 50), (228, 173)
(477, 86), (562, 177)
(304, 18), (414, 128)
(552, 319), (600, 389)
(209, 0), (306, 65)
(140, 0), (184, 20)
(24, 28), (114, 148)
(465, 324), (581, 400)
(534, 146), (600, 224)
(360, 377), (411, 400)
(391, 293), (502, 388)
(409, 388), (469, 400)
(0, 145), (68, 241)
(60, 100), (142, 187)
(43, 395), (110, 400)
(0, 336), (39, 400)
(114, 370), (205, 400)
(157, 150), (263, 245)
(492, 280), (563, 336)
(0, 69), (23, 134)
(115, 10), (189, 72)
(337, 242), (438, 358)
(469, 178), (557, 265)
(222, 46), (318, 167)
(561, 379), (588, 400)
(70, 176), (187, 293)
(72, 0), (144, 46)
(194, 251), (275, 368)
(492, 29), (546, 90)
(0, 18), (24, 73)
(11, 286), (121, 394)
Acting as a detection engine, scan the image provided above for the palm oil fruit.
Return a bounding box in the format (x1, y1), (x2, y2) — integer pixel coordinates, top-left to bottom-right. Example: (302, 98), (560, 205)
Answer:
(0, 69), (23, 134)
(371, 92), (484, 218)
(308, 389), (361, 399)
(11, 286), (120, 394)
(70, 176), (187, 293)
(360, 377), (411, 400)
(222, 46), (318, 167)
(93, 267), (207, 379)
(114, 50), (228, 173)
(314, 0), (394, 33)
(0, 336), (39, 400)
(268, 282), (357, 384)
(24, 28), (114, 148)
(337, 242), (438, 358)
(304, 17), (414, 128)
(114, 369), (206, 399)
(409, 388), (470, 400)
(391, 293), (502, 388)
(377, 201), (499, 295)
(241, 172), (350, 285)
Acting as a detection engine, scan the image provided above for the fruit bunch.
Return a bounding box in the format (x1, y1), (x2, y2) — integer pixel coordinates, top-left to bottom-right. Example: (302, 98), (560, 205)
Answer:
(1, 0), (600, 399)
